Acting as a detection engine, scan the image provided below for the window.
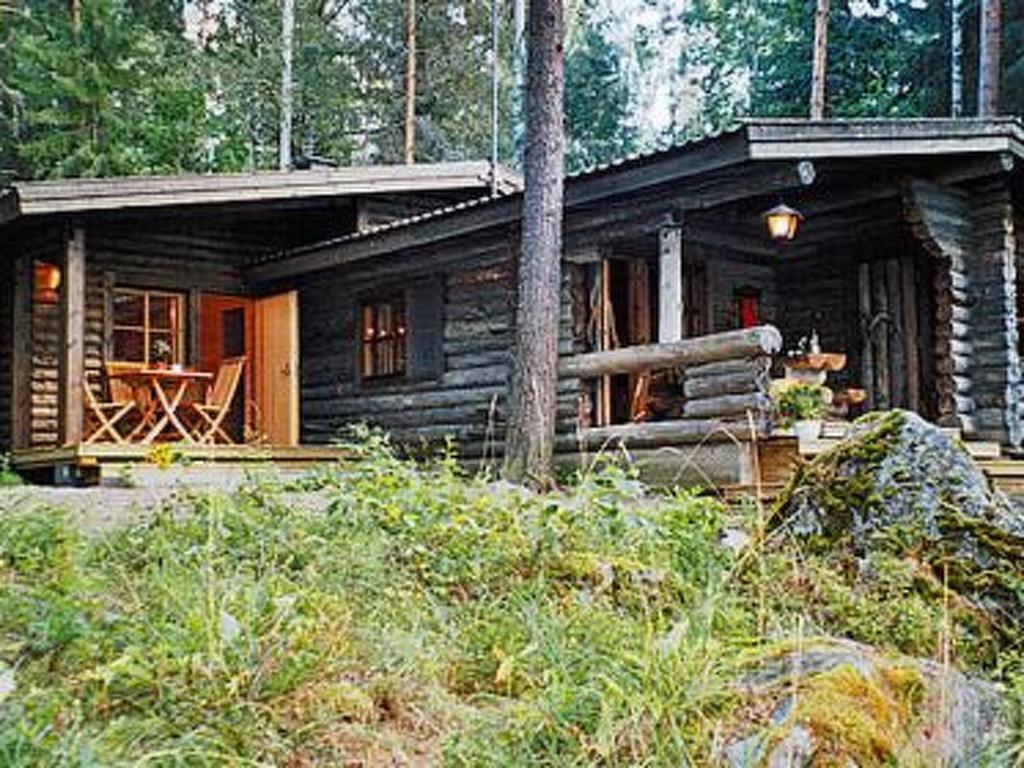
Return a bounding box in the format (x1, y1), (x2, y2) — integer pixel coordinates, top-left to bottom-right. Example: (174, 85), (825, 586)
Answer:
(112, 289), (185, 365)
(360, 295), (407, 379)
(733, 288), (761, 330)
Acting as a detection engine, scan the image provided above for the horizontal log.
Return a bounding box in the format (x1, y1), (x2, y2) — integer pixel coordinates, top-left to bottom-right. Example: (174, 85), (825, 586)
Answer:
(683, 391), (773, 419)
(559, 326), (782, 379)
(564, 418), (762, 451)
(685, 356), (771, 379)
(683, 368), (769, 400)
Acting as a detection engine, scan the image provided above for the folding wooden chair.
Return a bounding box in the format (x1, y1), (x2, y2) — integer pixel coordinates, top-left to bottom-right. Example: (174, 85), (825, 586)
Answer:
(105, 361), (153, 441)
(83, 377), (137, 444)
(189, 357), (246, 445)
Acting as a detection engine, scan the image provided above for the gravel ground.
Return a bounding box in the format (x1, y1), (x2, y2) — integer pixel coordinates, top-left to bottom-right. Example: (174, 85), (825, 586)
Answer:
(0, 480), (335, 533)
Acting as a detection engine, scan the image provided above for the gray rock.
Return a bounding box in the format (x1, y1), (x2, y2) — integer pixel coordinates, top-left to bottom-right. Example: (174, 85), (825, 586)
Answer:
(773, 410), (1024, 637)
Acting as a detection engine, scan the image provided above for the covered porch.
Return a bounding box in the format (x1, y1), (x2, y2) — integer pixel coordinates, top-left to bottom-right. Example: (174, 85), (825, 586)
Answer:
(553, 123), (1024, 486)
(4, 218), (304, 482)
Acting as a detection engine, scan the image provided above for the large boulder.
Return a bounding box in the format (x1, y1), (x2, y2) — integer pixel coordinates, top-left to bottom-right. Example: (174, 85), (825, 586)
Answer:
(720, 638), (1007, 767)
(773, 410), (1024, 642)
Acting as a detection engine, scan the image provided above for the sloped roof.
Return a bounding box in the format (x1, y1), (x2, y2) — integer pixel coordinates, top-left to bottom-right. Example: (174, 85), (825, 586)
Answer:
(248, 117), (1024, 283)
(0, 161), (521, 224)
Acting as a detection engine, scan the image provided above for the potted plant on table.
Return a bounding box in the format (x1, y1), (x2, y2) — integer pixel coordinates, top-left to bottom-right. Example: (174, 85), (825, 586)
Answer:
(151, 339), (173, 370)
(774, 381), (827, 442)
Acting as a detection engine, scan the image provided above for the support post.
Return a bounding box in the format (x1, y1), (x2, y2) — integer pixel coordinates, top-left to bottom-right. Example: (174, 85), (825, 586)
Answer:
(61, 226), (85, 446)
(658, 221), (683, 343)
(11, 254), (32, 450)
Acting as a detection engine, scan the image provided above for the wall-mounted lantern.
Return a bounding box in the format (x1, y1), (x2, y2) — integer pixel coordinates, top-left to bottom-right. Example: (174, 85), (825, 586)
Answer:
(33, 261), (61, 304)
(763, 202), (803, 243)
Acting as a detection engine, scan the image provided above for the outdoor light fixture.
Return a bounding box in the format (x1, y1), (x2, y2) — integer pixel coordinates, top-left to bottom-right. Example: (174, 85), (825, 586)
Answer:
(33, 261), (61, 304)
(763, 202), (804, 243)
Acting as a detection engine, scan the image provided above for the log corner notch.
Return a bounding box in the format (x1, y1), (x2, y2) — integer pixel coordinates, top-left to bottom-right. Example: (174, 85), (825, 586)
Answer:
(559, 325), (782, 452)
(901, 177), (976, 435)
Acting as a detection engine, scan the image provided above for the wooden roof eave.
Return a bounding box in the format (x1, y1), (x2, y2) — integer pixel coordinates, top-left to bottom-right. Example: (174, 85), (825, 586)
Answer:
(745, 118), (1024, 162)
(3, 161), (522, 221)
(248, 131), (761, 284)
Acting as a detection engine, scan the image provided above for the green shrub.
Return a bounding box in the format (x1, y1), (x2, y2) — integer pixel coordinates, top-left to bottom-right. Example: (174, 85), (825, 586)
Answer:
(0, 437), (1012, 766)
(774, 381), (827, 424)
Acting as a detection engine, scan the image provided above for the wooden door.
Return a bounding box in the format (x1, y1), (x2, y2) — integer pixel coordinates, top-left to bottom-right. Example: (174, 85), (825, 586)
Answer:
(857, 254), (931, 416)
(199, 294), (254, 442)
(254, 291), (299, 446)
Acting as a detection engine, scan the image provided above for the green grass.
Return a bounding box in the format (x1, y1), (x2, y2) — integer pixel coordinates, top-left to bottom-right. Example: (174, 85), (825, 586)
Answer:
(0, 437), (1018, 766)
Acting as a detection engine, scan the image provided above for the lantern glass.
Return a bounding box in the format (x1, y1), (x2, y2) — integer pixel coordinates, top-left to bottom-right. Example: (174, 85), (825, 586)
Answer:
(763, 203), (803, 242)
(33, 261), (61, 304)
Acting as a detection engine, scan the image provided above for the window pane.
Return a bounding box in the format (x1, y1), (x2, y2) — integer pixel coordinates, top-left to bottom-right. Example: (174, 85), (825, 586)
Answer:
(113, 292), (144, 327)
(149, 295), (177, 330)
(113, 329), (145, 362)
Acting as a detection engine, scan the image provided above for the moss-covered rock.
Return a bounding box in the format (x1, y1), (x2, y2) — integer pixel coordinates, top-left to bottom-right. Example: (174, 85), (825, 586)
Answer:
(773, 410), (1024, 649)
(721, 638), (1006, 767)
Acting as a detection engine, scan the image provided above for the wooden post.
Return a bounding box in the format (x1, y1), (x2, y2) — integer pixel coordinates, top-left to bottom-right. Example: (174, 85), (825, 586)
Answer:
(11, 254), (32, 450)
(810, 0), (829, 119)
(658, 222), (683, 343)
(61, 227), (86, 446)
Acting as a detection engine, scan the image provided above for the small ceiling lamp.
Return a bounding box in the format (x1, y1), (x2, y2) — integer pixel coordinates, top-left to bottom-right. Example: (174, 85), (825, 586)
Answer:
(763, 202), (804, 243)
(33, 261), (61, 304)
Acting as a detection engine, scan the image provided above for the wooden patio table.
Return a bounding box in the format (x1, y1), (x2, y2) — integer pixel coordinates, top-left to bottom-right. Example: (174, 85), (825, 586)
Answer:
(110, 368), (213, 445)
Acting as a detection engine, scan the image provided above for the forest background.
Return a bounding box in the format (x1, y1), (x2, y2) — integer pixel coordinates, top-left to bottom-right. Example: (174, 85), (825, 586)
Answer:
(1, 0), (1022, 181)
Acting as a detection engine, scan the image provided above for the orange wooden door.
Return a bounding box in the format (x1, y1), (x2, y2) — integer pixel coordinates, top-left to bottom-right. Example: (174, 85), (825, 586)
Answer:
(199, 294), (254, 442)
(254, 291), (299, 446)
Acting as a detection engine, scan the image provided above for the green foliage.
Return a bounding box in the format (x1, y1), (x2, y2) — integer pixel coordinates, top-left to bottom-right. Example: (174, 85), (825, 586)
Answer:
(774, 381), (827, 424)
(1, 0), (209, 178)
(0, 439), (1014, 764)
(0, 454), (22, 487)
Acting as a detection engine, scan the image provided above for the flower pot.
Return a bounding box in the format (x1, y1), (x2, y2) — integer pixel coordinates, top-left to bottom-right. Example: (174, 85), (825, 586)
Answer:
(794, 419), (822, 442)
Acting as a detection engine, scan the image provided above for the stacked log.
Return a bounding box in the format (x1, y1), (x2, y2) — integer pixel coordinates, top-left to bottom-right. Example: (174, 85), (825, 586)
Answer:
(560, 325), (780, 449)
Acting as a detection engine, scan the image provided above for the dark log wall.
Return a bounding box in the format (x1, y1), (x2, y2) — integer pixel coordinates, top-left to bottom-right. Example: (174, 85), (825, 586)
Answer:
(0, 256), (10, 449)
(963, 175), (1022, 446)
(298, 238), (581, 459)
(685, 244), (779, 334)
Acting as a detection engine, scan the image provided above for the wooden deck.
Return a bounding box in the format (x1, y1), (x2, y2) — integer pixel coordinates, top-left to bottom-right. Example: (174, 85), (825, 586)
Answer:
(11, 443), (350, 486)
(725, 428), (1010, 503)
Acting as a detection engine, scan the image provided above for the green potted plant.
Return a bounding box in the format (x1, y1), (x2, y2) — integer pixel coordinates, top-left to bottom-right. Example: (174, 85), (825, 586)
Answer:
(774, 381), (827, 441)
(151, 338), (173, 369)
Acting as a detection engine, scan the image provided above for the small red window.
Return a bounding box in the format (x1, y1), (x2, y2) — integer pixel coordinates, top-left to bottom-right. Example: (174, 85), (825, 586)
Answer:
(734, 289), (761, 329)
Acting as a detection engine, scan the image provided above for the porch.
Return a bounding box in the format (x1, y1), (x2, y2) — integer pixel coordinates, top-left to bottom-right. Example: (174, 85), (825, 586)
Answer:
(11, 442), (349, 487)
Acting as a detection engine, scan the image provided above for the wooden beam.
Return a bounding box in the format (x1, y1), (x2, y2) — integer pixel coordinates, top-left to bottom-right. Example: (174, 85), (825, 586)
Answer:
(658, 222), (683, 342)
(11, 254), (32, 449)
(569, 418), (757, 450)
(60, 226), (86, 446)
(560, 325), (782, 379)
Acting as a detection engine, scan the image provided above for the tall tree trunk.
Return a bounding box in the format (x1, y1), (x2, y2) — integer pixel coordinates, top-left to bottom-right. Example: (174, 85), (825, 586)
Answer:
(404, 0), (416, 164)
(977, 0), (1001, 116)
(950, 0), (963, 116)
(69, 0), (81, 37)
(810, 0), (829, 119)
(279, 0), (295, 170)
(503, 0), (565, 485)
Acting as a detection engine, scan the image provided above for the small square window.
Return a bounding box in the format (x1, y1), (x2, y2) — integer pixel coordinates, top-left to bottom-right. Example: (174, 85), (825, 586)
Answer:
(360, 295), (407, 379)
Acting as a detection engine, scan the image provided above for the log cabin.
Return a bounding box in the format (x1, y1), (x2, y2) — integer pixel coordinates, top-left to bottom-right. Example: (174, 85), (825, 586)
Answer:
(3, 118), (1024, 487)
